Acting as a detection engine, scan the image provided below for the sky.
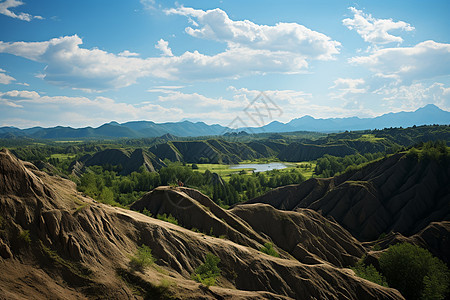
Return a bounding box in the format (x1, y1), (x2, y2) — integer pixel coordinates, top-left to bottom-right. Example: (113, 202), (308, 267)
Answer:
(0, 0), (449, 129)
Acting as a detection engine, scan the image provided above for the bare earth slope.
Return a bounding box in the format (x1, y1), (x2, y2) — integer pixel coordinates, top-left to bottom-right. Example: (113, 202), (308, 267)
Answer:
(0, 149), (403, 299)
(247, 153), (450, 242)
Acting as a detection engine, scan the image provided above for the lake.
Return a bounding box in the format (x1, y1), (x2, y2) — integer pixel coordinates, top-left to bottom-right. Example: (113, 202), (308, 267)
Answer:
(229, 162), (288, 173)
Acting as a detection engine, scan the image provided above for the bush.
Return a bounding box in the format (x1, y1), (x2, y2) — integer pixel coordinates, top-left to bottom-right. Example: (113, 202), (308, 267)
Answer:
(19, 230), (31, 244)
(379, 243), (449, 300)
(157, 213), (178, 225)
(191, 253), (221, 287)
(260, 242), (279, 257)
(130, 244), (154, 272)
(352, 258), (388, 287)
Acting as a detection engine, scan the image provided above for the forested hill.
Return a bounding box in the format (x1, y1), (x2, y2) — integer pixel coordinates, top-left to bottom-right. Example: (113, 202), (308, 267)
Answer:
(5, 125), (450, 166)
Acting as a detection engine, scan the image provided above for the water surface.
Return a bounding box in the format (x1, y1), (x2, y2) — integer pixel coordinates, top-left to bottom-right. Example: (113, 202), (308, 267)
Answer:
(229, 162), (287, 173)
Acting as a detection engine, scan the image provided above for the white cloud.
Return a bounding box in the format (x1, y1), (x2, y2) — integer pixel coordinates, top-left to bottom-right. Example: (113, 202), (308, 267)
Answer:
(330, 78), (366, 91)
(1, 89), (39, 99)
(155, 39), (173, 56)
(0, 0), (43, 21)
(0, 89), (183, 127)
(166, 6), (340, 60)
(0, 68), (16, 84)
(375, 82), (450, 111)
(0, 35), (153, 90)
(329, 78), (367, 100)
(350, 41), (450, 83)
(0, 99), (22, 107)
(0, 35), (317, 90)
(140, 0), (155, 10)
(118, 50), (140, 57)
(228, 86), (311, 106)
(154, 85), (185, 89)
(343, 7), (414, 45)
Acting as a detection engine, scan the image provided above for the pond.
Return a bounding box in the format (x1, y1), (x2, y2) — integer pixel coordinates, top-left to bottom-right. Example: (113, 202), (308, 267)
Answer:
(229, 162), (288, 173)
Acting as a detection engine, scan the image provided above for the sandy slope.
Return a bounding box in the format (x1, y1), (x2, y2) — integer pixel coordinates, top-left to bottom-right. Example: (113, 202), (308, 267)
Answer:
(0, 149), (403, 299)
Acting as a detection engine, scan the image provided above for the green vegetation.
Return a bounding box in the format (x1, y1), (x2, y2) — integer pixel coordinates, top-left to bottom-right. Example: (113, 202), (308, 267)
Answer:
(76, 161), (307, 207)
(191, 253), (221, 287)
(39, 241), (92, 279)
(314, 152), (385, 177)
(2, 125), (448, 209)
(352, 243), (449, 299)
(156, 213), (179, 225)
(406, 140), (449, 163)
(260, 242), (280, 257)
(379, 243), (449, 300)
(130, 244), (155, 272)
(19, 229), (31, 244)
(352, 257), (388, 287)
(117, 268), (175, 299)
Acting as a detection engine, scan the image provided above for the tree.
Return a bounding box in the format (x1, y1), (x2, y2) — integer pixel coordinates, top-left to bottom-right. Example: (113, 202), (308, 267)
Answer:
(191, 253), (221, 287)
(379, 243), (449, 300)
(130, 244), (154, 272)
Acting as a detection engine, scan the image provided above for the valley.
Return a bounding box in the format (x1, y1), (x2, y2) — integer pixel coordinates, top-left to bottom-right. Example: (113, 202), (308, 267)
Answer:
(2, 2), (449, 299)
(0, 124), (449, 299)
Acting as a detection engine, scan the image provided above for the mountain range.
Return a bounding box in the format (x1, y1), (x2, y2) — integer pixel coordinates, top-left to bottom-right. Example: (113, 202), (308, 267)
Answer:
(0, 104), (449, 139)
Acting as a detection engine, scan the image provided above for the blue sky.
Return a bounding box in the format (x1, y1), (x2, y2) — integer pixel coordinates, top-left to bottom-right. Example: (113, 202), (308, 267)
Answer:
(0, 0), (449, 128)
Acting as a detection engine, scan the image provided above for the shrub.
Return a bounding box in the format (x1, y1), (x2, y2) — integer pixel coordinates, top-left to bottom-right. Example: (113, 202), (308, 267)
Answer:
(379, 243), (449, 300)
(19, 229), (31, 244)
(192, 253), (221, 287)
(260, 242), (280, 257)
(352, 258), (388, 287)
(130, 244), (154, 272)
(156, 213), (178, 225)
(141, 207), (152, 217)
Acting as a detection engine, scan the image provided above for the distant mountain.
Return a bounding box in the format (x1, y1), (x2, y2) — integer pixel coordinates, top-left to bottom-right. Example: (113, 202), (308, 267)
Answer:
(0, 104), (448, 139)
(253, 104), (450, 133)
(0, 120), (228, 139)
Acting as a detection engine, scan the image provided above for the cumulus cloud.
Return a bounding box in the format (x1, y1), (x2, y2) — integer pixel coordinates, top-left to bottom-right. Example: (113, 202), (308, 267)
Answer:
(0, 7), (341, 90)
(166, 6), (340, 60)
(0, 0), (43, 21)
(343, 7), (414, 45)
(350, 40), (450, 83)
(0, 89), (183, 127)
(118, 50), (140, 57)
(0, 35), (152, 90)
(0, 68), (16, 84)
(155, 39), (173, 56)
(0, 35), (316, 90)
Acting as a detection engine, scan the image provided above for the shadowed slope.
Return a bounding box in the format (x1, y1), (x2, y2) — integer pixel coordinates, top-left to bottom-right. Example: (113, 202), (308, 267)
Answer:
(247, 152), (450, 241)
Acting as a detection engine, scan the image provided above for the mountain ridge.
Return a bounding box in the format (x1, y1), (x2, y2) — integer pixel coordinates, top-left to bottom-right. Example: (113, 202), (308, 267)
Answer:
(0, 104), (448, 139)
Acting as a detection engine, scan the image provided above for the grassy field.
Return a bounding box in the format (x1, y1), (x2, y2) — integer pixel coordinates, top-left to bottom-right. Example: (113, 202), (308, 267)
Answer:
(357, 134), (386, 142)
(194, 164), (254, 181)
(192, 161), (316, 181)
(50, 153), (77, 160)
